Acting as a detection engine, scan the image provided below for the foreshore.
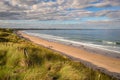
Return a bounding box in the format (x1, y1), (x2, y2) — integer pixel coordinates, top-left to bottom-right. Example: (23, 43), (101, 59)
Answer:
(17, 31), (120, 79)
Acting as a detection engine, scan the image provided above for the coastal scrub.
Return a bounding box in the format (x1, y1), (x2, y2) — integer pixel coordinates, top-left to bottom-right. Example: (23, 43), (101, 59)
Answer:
(0, 28), (117, 80)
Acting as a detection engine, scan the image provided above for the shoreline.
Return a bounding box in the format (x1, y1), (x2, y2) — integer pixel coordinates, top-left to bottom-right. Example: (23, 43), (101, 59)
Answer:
(23, 31), (120, 59)
(17, 31), (120, 79)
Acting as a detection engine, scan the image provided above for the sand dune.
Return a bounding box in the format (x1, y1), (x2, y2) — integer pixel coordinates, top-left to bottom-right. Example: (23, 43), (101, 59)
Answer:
(17, 31), (120, 79)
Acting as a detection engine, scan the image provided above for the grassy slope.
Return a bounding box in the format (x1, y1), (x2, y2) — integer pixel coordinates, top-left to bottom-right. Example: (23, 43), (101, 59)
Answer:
(0, 28), (117, 80)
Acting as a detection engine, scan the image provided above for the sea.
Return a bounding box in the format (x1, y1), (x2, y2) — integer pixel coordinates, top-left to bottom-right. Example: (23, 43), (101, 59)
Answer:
(23, 29), (120, 55)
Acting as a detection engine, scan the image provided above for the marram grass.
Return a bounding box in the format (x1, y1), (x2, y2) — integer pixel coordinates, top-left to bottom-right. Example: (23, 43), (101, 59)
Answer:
(0, 28), (117, 80)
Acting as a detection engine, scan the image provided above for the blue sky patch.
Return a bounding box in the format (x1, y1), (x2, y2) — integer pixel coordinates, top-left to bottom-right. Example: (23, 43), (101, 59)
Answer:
(90, 0), (103, 4)
(81, 16), (110, 22)
(85, 6), (120, 12)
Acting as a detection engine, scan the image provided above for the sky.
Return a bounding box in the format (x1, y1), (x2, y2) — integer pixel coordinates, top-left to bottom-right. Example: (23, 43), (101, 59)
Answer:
(0, 0), (120, 28)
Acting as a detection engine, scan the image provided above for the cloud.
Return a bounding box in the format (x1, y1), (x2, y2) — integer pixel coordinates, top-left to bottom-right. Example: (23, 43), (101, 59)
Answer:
(106, 11), (120, 19)
(0, 0), (119, 21)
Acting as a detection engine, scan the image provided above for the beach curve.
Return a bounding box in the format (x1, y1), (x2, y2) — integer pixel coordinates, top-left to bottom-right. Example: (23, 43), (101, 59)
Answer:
(17, 31), (120, 79)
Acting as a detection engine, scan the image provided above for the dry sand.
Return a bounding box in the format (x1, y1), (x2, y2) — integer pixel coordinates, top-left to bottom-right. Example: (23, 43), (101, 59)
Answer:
(17, 31), (120, 79)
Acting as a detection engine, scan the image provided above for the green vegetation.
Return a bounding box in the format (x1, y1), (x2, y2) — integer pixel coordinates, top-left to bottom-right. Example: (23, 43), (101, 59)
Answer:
(0, 28), (117, 80)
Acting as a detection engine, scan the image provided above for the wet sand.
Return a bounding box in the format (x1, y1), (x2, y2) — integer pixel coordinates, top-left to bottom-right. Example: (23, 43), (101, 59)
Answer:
(17, 31), (120, 79)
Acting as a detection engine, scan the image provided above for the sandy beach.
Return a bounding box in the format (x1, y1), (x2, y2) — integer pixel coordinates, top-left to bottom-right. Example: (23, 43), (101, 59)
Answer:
(17, 31), (120, 79)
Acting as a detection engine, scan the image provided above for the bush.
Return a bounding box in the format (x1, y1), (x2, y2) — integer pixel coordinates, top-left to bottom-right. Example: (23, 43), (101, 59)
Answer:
(0, 50), (7, 66)
(0, 38), (9, 42)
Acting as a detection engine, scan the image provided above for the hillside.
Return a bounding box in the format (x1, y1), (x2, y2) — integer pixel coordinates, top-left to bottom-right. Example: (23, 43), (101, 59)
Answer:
(0, 28), (117, 80)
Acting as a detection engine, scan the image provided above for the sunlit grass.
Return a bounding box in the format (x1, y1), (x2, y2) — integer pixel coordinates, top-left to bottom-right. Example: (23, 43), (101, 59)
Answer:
(0, 28), (117, 80)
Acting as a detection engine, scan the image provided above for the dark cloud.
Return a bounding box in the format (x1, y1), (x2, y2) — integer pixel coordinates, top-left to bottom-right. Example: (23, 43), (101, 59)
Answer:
(0, 12), (20, 17)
